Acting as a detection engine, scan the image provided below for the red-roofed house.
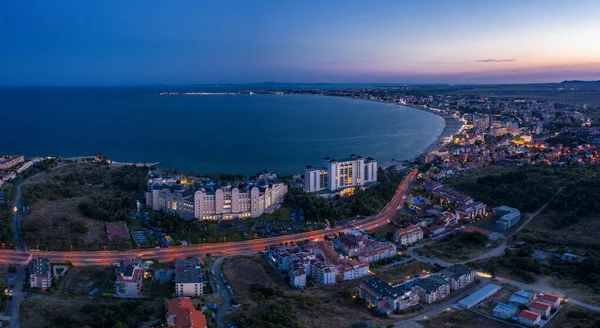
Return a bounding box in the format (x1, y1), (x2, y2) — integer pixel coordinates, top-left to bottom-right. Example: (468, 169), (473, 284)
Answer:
(166, 298), (207, 328)
(518, 310), (541, 327)
(540, 293), (561, 309)
(529, 301), (551, 318)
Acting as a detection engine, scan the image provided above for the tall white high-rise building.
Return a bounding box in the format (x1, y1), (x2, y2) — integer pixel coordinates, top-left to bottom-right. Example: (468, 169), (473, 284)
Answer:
(304, 154), (377, 192)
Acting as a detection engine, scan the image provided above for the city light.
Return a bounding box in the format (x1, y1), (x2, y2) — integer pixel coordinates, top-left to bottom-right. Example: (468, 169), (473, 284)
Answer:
(475, 271), (492, 278)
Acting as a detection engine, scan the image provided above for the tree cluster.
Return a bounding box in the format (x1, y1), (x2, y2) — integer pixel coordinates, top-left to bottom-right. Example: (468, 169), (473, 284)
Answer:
(78, 197), (133, 222)
(48, 301), (154, 328)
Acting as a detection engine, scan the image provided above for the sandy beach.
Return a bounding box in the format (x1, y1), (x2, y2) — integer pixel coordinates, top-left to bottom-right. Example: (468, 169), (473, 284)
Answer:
(379, 103), (464, 167)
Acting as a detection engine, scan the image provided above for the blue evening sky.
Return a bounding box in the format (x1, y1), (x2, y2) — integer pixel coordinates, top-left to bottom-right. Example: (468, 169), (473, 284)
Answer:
(1, 0), (599, 85)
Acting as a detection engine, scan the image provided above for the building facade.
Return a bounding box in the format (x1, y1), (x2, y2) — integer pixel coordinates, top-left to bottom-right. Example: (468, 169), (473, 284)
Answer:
(194, 180), (287, 220)
(439, 265), (475, 291)
(495, 206), (521, 230)
(413, 276), (451, 304)
(146, 174), (287, 221)
(0, 156), (24, 170)
(304, 154), (377, 192)
(175, 258), (206, 297)
(394, 226), (424, 246)
(304, 166), (329, 192)
(114, 259), (144, 298)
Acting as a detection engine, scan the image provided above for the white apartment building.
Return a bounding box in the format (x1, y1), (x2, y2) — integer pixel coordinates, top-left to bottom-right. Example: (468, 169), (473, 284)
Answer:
(194, 179), (287, 220)
(439, 265), (475, 291)
(495, 206), (521, 230)
(303, 166), (329, 192)
(338, 262), (369, 281)
(304, 154), (377, 192)
(154, 186), (196, 219)
(310, 261), (336, 285)
(414, 276), (451, 304)
(394, 226), (424, 246)
(174, 258), (206, 297)
(114, 260), (144, 298)
(146, 174), (287, 221)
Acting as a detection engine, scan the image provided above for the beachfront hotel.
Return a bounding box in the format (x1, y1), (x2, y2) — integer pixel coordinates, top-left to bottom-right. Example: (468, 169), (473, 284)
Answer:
(304, 154), (377, 192)
(146, 172), (287, 220)
(194, 179), (287, 220)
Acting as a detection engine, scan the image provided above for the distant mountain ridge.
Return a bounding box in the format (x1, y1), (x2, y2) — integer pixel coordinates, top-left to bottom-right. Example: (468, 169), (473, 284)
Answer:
(560, 80), (600, 84)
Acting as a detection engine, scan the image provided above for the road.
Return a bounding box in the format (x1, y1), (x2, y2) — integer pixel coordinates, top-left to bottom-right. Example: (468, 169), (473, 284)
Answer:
(211, 256), (233, 328)
(404, 187), (565, 269)
(0, 169), (418, 267)
(6, 178), (33, 328)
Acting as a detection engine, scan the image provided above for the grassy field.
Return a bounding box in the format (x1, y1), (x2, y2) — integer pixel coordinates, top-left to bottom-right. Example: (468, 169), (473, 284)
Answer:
(545, 304), (600, 328)
(21, 197), (108, 251)
(419, 309), (511, 328)
(416, 236), (504, 263)
(54, 266), (113, 297)
(370, 261), (437, 285)
(222, 254), (391, 328)
(20, 162), (146, 251)
(517, 209), (600, 252)
(367, 222), (398, 241)
(20, 296), (162, 328)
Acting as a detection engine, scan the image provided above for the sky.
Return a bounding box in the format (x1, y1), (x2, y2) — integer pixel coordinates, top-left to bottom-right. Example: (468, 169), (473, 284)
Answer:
(1, 0), (600, 85)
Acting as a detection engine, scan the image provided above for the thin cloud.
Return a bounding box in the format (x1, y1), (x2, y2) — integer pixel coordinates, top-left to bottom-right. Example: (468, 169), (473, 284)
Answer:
(475, 59), (516, 63)
(411, 61), (469, 65)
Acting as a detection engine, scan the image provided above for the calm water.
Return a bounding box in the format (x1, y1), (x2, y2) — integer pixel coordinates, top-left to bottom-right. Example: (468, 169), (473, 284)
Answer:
(0, 87), (444, 175)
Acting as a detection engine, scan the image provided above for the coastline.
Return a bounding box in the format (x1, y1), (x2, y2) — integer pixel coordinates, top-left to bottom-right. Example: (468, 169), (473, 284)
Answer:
(298, 93), (464, 166)
(407, 105), (464, 154)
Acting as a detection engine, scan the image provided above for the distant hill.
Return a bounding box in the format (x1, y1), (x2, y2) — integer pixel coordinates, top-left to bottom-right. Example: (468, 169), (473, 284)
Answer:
(560, 80), (600, 85)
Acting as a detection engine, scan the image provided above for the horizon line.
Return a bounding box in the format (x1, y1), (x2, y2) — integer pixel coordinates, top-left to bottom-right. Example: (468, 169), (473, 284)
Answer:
(1, 79), (597, 88)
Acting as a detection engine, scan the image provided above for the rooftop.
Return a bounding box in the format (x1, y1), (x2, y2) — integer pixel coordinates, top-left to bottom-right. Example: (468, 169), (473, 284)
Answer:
(439, 265), (473, 280)
(175, 258), (205, 284)
(166, 298), (206, 328)
(29, 257), (50, 276)
(518, 310), (541, 321)
(413, 276), (448, 293)
(360, 277), (411, 299)
(530, 301), (551, 311)
(540, 293), (560, 303)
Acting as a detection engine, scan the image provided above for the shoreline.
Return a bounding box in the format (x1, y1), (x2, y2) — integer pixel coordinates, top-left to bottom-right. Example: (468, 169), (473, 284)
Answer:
(406, 105), (464, 154)
(290, 93), (464, 166)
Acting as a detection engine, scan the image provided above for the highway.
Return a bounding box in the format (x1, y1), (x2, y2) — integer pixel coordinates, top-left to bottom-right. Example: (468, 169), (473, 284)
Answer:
(0, 169), (417, 267)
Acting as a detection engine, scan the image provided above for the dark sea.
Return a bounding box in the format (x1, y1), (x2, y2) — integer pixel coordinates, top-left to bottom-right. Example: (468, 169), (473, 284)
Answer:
(0, 86), (445, 175)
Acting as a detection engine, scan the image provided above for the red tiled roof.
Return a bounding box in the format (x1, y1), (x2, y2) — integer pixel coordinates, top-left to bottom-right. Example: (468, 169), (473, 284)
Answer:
(530, 301), (551, 311)
(541, 293), (560, 303)
(118, 267), (142, 282)
(167, 298), (206, 328)
(396, 226), (422, 236)
(518, 310), (541, 321)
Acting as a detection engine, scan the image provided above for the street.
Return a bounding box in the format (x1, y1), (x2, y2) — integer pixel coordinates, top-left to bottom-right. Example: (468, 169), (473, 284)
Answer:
(211, 256), (233, 328)
(0, 169), (419, 267)
(6, 177), (32, 328)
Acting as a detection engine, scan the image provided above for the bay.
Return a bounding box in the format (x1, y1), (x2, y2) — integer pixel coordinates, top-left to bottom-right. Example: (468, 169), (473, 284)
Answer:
(0, 87), (445, 175)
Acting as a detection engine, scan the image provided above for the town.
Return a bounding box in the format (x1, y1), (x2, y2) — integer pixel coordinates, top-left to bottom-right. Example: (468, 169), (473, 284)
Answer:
(1, 82), (600, 328)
